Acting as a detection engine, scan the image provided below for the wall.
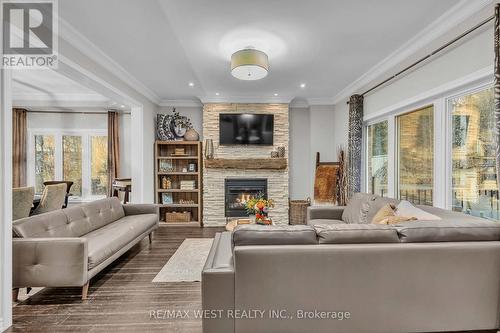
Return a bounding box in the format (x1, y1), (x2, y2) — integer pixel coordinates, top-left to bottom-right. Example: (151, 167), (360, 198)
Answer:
(203, 103), (289, 226)
(26, 111), (132, 177)
(289, 107), (310, 200)
(364, 27), (493, 116)
(157, 104), (340, 201)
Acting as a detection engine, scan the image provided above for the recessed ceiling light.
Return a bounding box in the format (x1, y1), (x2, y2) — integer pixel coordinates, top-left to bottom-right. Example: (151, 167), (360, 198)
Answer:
(274, 93), (278, 96)
(300, 83), (306, 88)
(215, 92), (220, 96)
(120, 105), (125, 108)
(188, 82), (194, 87)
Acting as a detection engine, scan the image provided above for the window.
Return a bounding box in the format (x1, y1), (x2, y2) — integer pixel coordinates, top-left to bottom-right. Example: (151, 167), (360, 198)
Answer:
(397, 106), (434, 205)
(29, 130), (107, 201)
(63, 136), (83, 197)
(91, 136), (108, 196)
(450, 87), (499, 219)
(367, 121), (388, 196)
(34, 135), (55, 194)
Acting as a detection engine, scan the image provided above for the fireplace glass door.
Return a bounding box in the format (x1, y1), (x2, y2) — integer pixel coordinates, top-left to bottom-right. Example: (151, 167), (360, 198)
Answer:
(225, 178), (267, 217)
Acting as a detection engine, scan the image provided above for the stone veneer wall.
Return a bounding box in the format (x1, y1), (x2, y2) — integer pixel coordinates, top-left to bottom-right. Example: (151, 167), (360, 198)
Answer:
(203, 103), (289, 226)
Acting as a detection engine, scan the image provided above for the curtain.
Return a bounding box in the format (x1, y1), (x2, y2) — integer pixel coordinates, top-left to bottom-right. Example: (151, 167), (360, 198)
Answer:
(347, 94), (363, 199)
(107, 111), (121, 197)
(495, 4), (500, 193)
(12, 108), (27, 188)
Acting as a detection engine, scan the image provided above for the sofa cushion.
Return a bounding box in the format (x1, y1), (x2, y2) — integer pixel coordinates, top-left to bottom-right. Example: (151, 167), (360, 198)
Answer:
(85, 213), (157, 270)
(366, 196), (400, 224)
(13, 209), (75, 238)
(342, 193), (376, 224)
(395, 201), (441, 220)
(232, 225), (317, 246)
(395, 220), (500, 243)
(80, 197), (125, 232)
(307, 219), (345, 227)
(314, 224), (400, 244)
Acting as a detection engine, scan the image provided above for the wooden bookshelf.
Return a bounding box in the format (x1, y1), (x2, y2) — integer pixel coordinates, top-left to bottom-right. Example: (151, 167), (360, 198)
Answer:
(154, 141), (203, 226)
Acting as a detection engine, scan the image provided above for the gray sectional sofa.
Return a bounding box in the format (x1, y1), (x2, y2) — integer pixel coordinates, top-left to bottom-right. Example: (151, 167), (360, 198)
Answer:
(12, 197), (159, 300)
(202, 193), (500, 333)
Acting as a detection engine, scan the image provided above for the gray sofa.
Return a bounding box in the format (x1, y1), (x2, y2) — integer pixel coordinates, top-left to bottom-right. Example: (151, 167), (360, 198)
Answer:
(202, 193), (500, 333)
(12, 197), (159, 300)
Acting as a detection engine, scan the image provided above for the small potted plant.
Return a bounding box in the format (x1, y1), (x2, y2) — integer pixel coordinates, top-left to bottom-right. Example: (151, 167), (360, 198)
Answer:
(245, 193), (275, 225)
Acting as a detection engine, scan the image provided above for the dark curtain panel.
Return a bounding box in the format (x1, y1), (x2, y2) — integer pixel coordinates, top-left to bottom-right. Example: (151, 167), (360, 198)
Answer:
(12, 108), (27, 188)
(107, 111), (121, 197)
(495, 4), (500, 193)
(348, 95), (363, 199)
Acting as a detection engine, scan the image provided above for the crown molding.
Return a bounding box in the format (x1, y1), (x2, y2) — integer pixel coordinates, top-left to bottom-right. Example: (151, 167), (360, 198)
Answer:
(12, 92), (114, 109)
(159, 99), (203, 107)
(58, 18), (161, 105)
(332, 0), (494, 104)
(289, 99), (309, 108)
(307, 97), (335, 106)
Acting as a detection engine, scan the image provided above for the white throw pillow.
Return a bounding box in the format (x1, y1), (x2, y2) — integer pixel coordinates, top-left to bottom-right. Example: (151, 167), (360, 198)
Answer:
(395, 201), (441, 220)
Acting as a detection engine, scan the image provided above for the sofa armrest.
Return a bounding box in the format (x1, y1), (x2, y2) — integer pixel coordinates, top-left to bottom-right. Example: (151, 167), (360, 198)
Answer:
(13, 237), (88, 288)
(202, 232), (234, 333)
(307, 206), (345, 221)
(123, 203), (159, 216)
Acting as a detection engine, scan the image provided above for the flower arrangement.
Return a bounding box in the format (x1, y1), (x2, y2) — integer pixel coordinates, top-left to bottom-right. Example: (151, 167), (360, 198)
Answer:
(245, 192), (275, 224)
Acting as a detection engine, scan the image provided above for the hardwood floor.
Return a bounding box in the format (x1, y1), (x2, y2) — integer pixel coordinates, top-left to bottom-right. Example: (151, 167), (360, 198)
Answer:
(7, 226), (224, 333)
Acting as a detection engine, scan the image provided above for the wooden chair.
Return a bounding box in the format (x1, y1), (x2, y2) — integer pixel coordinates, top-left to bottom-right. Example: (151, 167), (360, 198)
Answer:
(43, 181), (73, 208)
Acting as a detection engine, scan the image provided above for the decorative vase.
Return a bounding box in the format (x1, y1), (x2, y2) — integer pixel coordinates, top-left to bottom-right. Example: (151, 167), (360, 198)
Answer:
(204, 139), (214, 159)
(173, 124), (187, 140)
(277, 146), (285, 158)
(184, 128), (199, 141)
(156, 114), (175, 140)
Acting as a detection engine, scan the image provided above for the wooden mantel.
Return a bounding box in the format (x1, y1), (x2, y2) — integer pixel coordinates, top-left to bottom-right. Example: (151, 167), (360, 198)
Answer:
(204, 158), (287, 170)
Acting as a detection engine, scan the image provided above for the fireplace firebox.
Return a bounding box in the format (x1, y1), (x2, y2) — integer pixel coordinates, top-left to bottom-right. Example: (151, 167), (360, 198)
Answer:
(225, 178), (267, 217)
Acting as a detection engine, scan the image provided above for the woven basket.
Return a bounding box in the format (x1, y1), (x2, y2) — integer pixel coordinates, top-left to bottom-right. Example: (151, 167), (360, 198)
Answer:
(165, 211), (191, 223)
(289, 199), (311, 225)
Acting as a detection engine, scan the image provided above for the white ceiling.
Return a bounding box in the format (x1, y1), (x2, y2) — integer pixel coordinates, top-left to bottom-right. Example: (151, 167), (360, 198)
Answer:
(44, 0), (463, 105)
(12, 69), (119, 110)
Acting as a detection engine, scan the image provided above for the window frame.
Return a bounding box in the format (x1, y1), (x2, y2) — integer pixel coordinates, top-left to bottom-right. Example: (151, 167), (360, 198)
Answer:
(27, 128), (107, 202)
(362, 71), (493, 211)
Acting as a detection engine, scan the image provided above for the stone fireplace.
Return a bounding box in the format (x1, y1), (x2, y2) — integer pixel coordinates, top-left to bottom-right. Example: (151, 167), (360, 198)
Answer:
(225, 178), (267, 217)
(203, 103), (289, 226)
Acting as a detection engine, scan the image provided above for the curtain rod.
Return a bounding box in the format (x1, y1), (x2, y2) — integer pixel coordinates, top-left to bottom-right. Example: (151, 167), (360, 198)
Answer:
(348, 14), (495, 102)
(25, 110), (131, 115)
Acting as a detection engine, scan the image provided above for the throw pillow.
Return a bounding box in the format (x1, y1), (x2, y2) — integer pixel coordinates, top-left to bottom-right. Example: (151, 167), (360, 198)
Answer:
(371, 203), (396, 224)
(395, 201), (441, 220)
(341, 193), (376, 224)
(379, 216), (417, 225)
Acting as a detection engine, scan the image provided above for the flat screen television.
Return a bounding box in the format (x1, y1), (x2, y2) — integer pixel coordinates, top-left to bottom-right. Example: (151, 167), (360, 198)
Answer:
(219, 113), (274, 145)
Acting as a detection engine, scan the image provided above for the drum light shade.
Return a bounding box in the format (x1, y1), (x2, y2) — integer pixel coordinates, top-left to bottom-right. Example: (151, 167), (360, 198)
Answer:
(231, 49), (269, 80)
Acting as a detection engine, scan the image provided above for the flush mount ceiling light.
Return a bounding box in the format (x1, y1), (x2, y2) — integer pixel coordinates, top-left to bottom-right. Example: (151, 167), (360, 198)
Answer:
(231, 48), (269, 80)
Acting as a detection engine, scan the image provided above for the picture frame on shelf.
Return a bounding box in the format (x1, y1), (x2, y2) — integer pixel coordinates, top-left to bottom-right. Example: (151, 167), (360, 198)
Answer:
(162, 193), (173, 204)
(159, 159), (174, 172)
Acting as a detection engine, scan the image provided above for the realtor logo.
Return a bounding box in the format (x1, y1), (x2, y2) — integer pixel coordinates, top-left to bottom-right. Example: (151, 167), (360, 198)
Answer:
(2, 0), (58, 68)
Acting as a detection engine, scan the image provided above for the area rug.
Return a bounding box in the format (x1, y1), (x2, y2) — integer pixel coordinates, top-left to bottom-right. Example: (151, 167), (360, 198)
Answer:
(152, 238), (213, 283)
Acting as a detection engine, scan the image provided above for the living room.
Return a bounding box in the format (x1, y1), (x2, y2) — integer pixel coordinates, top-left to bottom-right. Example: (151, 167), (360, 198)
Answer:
(1, 0), (500, 332)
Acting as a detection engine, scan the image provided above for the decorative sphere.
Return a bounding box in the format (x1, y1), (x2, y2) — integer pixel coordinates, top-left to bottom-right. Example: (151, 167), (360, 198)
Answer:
(184, 129), (199, 141)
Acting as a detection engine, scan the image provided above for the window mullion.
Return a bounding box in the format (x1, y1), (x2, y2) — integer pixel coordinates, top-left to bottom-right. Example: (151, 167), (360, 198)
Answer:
(433, 98), (447, 209)
(55, 134), (63, 180)
(82, 134), (91, 201)
(387, 115), (396, 199)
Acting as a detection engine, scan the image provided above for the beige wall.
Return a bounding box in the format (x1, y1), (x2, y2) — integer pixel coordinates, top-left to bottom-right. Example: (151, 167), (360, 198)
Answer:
(202, 103), (289, 226)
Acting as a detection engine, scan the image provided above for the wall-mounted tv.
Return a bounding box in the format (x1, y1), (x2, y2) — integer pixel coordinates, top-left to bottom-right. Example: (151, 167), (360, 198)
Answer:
(219, 113), (274, 145)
